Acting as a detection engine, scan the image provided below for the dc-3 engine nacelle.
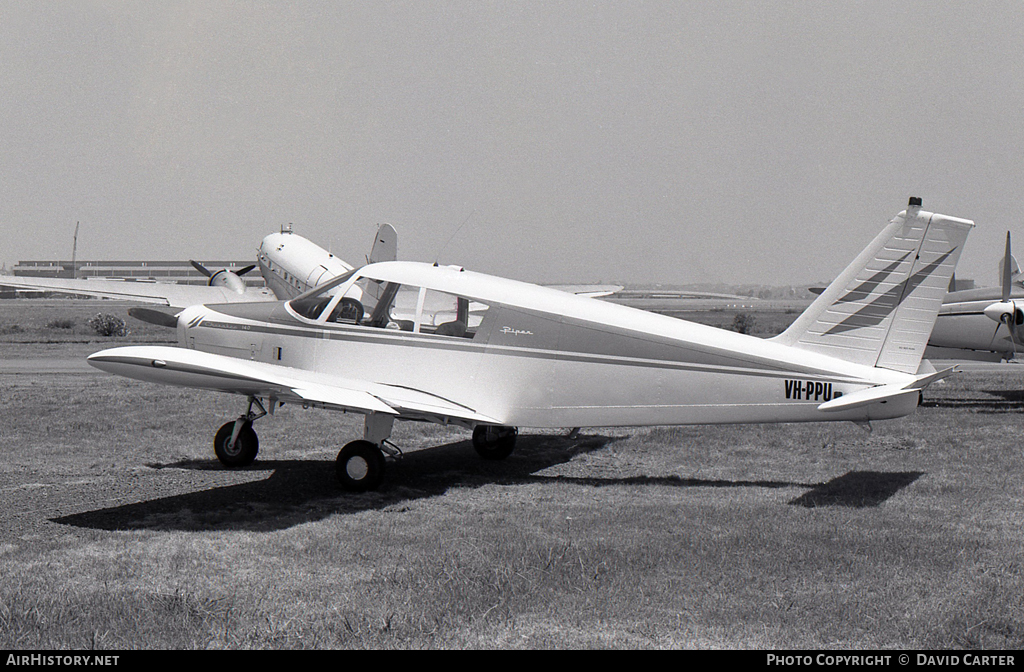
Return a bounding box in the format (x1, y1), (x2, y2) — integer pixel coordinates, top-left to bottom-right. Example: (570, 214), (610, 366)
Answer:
(190, 261), (256, 295)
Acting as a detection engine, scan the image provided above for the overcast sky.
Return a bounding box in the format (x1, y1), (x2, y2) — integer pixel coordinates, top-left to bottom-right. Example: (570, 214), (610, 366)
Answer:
(2, 1), (1023, 286)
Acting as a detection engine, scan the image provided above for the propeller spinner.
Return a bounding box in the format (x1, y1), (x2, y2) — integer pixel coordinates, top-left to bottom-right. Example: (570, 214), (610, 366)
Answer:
(128, 307), (180, 328)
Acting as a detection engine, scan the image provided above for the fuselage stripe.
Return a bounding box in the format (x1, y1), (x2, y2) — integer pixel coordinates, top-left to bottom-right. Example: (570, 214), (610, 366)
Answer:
(195, 319), (870, 384)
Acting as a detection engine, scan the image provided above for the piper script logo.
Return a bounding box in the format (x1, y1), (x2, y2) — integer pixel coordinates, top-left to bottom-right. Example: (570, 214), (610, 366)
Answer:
(500, 326), (534, 337)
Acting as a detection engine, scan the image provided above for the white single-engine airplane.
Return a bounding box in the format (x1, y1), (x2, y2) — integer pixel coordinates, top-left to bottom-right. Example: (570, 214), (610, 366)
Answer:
(87, 198), (972, 492)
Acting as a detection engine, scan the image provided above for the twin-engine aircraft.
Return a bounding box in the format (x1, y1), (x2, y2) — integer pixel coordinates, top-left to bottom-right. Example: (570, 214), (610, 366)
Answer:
(0, 223), (398, 309)
(0, 221), (619, 317)
(928, 232), (1024, 359)
(87, 198), (974, 492)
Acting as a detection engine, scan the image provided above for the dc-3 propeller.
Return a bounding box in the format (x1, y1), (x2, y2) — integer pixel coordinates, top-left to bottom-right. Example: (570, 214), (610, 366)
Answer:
(190, 260), (256, 294)
(982, 232), (1023, 355)
(127, 261), (256, 329)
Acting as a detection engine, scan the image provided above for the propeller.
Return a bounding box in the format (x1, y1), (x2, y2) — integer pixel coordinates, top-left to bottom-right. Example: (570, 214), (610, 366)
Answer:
(983, 232), (1021, 356)
(128, 307), (180, 329)
(189, 260), (256, 294)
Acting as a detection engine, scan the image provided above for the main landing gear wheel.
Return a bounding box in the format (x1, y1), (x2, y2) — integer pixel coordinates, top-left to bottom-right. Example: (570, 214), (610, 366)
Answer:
(472, 425), (518, 460)
(336, 440), (386, 492)
(214, 420), (259, 467)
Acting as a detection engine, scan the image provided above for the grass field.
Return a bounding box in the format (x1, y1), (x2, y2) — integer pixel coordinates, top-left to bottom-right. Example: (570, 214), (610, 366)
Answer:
(0, 300), (1021, 649)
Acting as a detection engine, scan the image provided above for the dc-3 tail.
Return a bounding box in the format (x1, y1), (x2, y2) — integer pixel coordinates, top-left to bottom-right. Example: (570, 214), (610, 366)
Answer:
(772, 197), (974, 376)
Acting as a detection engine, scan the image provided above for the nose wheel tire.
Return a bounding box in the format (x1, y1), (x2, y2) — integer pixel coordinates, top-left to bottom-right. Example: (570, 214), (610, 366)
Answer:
(337, 440), (386, 491)
(472, 425), (517, 460)
(214, 420), (259, 467)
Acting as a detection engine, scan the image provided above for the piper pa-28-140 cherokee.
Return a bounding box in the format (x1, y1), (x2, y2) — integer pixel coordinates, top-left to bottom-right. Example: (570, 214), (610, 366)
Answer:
(88, 198), (973, 491)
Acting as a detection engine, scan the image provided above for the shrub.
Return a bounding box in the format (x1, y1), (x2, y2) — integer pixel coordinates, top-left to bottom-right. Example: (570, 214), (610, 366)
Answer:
(731, 313), (756, 335)
(88, 313), (128, 337)
(45, 318), (76, 330)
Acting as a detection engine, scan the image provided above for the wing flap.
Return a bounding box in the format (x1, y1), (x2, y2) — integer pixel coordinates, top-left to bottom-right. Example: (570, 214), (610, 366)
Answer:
(373, 384), (501, 423)
(291, 386), (396, 415)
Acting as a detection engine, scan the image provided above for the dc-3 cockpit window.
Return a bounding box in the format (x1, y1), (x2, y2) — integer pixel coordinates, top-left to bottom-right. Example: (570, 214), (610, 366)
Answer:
(287, 270), (489, 338)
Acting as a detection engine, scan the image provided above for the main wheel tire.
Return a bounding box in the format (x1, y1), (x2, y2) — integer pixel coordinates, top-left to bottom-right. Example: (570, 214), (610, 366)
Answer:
(214, 420), (259, 467)
(336, 440), (386, 491)
(472, 425), (517, 460)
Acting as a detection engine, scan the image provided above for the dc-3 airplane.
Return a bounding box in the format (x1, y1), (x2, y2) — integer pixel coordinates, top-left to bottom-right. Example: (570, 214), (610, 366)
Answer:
(927, 231), (1024, 360)
(0, 223), (399, 311)
(0, 222), (620, 321)
(85, 197), (973, 492)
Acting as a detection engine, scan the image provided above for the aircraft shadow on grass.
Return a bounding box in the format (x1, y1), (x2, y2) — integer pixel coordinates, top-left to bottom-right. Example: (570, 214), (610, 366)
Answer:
(921, 389), (1024, 413)
(52, 434), (923, 533)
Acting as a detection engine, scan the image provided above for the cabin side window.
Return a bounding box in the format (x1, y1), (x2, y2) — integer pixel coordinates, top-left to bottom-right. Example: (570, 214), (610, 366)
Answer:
(412, 288), (489, 338)
(288, 273), (489, 338)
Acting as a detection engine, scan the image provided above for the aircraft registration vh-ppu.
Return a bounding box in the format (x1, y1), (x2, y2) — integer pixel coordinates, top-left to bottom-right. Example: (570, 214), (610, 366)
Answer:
(87, 198), (973, 491)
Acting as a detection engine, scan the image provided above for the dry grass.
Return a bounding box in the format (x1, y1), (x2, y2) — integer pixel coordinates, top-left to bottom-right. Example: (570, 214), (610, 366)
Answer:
(0, 298), (175, 344)
(0, 301), (1021, 649)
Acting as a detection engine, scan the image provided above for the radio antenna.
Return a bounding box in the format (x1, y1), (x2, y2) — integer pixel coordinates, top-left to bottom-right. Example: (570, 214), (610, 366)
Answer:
(433, 210), (475, 266)
(71, 221), (80, 280)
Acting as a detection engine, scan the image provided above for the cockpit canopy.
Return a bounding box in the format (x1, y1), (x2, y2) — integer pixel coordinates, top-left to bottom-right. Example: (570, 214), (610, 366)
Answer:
(286, 266), (489, 338)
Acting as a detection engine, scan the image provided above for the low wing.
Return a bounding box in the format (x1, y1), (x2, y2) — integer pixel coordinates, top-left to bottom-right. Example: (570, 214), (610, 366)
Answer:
(0, 275), (275, 308)
(86, 345), (500, 425)
(545, 284), (623, 298)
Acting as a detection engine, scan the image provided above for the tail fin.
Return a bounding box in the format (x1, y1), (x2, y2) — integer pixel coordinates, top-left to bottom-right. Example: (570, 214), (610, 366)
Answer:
(772, 198), (974, 374)
(368, 223), (398, 264)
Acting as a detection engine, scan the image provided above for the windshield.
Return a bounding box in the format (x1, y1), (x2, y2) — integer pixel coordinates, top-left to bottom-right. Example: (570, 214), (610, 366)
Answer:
(287, 268), (362, 322)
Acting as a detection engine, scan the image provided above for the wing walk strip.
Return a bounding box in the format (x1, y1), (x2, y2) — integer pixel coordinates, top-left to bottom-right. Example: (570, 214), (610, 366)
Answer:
(197, 321), (873, 384)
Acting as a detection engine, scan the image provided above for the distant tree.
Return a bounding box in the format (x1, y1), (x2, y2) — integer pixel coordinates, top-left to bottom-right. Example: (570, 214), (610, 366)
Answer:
(731, 313), (756, 335)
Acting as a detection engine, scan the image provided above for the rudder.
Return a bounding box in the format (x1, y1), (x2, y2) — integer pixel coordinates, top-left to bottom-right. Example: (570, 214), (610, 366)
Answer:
(772, 198), (974, 374)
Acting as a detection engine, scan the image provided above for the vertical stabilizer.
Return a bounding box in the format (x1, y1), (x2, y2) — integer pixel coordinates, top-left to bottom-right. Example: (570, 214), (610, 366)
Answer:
(369, 223), (398, 264)
(772, 198), (974, 374)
